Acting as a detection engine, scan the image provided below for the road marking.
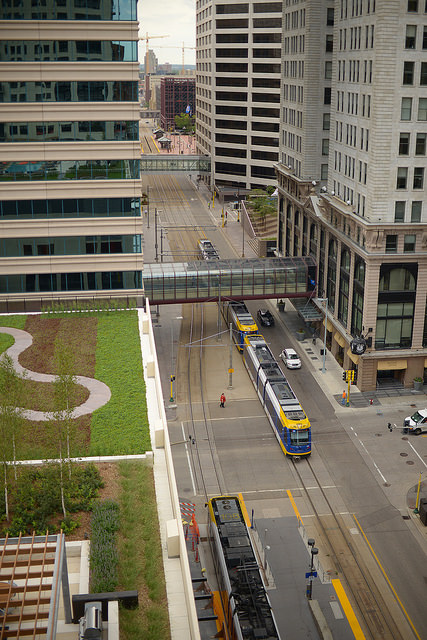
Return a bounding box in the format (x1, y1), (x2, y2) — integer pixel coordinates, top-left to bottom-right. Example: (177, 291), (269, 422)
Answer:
(407, 441), (427, 469)
(286, 489), (304, 525)
(353, 515), (422, 640)
(238, 492), (252, 528)
(181, 422), (196, 495)
(332, 579), (366, 639)
(355, 434), (388, 483)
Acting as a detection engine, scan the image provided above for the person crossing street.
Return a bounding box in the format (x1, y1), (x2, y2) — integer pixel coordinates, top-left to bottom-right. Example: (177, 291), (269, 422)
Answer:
(220, 392), (226, 408)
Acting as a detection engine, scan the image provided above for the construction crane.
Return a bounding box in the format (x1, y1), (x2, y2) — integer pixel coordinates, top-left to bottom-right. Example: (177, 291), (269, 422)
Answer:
(138, 33), (169, 74)
(154, 42), (196, 73)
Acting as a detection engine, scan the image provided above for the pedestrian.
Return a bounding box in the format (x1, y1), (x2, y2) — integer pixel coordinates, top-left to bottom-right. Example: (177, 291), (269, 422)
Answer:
(220, 392), (226, 408)
(341, 390), (346, 406)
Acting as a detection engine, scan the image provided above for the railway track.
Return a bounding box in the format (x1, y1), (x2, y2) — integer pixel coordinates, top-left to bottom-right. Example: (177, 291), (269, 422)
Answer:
(180, 302), (226, 500)
(290, 456), (411, 640)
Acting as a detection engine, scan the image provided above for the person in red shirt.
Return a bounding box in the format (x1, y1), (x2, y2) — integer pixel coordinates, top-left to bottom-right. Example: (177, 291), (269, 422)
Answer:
(220, 393), (226, 408)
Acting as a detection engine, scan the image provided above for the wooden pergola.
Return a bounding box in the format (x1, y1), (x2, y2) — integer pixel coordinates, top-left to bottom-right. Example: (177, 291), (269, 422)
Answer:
(0, 532), (71, 639)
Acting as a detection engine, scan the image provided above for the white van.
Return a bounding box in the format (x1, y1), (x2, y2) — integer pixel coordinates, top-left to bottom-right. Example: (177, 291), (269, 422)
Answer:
(404, 408), (427, 434)
(280, 348), (301, 369)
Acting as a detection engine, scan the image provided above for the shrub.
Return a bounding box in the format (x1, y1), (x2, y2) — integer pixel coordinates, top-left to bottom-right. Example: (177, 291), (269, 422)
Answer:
(90, 499), (120, 592)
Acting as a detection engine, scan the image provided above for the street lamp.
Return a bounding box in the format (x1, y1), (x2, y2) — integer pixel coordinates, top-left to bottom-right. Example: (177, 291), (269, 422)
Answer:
(306, 538), (318, 600)
(317, 298), (328, 373)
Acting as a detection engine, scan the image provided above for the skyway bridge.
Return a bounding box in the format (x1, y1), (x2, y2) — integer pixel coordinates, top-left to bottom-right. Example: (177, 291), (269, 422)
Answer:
(141, 154), (210, 174)
(143, 256), (319, 308)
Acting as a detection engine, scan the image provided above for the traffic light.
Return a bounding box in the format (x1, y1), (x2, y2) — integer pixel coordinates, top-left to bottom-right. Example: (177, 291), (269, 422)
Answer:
(170, 375), (175, 382)
(350, 370), (355, 381)
(342, 371), (347, 382)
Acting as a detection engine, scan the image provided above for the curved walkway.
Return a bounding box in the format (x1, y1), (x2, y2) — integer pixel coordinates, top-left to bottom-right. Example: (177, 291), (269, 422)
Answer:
(0, 327), (111, 421)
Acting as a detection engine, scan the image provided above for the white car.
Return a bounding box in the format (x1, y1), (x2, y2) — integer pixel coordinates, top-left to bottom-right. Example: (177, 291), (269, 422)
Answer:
(280, 348), (301, 369)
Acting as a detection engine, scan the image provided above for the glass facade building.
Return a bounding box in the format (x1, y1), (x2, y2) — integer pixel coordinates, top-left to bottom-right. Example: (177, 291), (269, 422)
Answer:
(0, 0), (142, 305)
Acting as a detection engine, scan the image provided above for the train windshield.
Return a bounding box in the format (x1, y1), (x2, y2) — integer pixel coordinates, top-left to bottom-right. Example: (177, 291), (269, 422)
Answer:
(284, 409), (306, 421)
(289, 428), (310, 445)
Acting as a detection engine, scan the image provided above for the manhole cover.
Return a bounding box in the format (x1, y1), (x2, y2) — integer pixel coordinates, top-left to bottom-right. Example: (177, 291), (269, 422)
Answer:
(375, 433), (383, 437)
(400, 452), (408, 457)
(406, 460), (415, 465)
(402, 515), (410, 520)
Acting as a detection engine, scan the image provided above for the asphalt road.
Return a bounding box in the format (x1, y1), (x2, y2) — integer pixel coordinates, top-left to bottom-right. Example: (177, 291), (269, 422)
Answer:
(146, 173), (427, 640)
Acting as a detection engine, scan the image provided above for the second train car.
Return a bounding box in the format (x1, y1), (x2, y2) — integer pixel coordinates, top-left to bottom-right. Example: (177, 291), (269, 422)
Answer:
(243, 333), (311, 457)
(222, 301), (258, 351)
(207, 495), (282, 640)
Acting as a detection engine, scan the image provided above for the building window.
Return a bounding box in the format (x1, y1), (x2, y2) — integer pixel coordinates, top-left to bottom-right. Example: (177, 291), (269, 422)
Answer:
(321, 164), (328, 180)
(413, 167), (424, 188)
(399, 132), (410, 154)
(415, 132), (426, 154)
(324, 87), (331, 104)
(322, 139), (329, 155)
(401, 97), (412, 120)
(394, 201), (406, 222)
(396, 167), (408, 189)
(423, 25), (427, 49)
(326, 35), (333, 52)
(418, 97), (427, 120)
(421, 62), (427, 84)
(322, 112), (330, 130)
(411, 201), (422, 222)
(404, 234), (416, 251)
(403, 61), (415, 84)
(407, 0), (418, 11)
(405, 25), (417, 48)
(327, 7), (334, 25)
(325, 61), (332, 79)
(386, 235), (398, 253)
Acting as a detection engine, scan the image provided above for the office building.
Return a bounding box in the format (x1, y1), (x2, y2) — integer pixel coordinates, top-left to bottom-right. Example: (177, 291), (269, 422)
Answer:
(276, 0), (427, 391)
(196, 0), (282, 193)
(0, 0), (142, 310)
(160, 77), (195, 131)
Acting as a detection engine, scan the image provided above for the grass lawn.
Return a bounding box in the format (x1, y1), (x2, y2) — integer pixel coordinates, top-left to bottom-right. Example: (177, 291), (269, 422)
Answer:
(0, 311), (170, 638)
(0, 311), (151, 458)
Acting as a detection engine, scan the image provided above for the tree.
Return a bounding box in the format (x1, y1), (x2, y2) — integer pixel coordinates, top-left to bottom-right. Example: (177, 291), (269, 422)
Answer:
(0, 354), (26, 521)
(174, 113), (195, 133)
(247, 188), (277, 229)
(52, 339), (78, 518)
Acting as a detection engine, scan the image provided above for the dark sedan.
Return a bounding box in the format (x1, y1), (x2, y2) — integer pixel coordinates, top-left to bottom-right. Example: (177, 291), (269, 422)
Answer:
(257, 309), (275, 327)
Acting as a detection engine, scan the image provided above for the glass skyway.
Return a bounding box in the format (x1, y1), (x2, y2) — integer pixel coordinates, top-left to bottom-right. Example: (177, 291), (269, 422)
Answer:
(143, 256), (317, 305)
(140, 154), (211, 174)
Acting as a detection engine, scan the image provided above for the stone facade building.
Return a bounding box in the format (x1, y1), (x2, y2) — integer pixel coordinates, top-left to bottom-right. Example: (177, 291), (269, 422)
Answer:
(276, 0), (427, 391)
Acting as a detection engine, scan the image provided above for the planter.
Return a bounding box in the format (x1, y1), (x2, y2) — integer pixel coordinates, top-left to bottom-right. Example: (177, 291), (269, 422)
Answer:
(295, 330), (305, 341)
(413, 379), (423, 391)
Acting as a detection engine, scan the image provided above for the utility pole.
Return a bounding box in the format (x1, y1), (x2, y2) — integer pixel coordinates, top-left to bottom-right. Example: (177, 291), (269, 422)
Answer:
(147, 184), (150, 228)
(228, 323), (233, 389)
(154, 207), (158, 261)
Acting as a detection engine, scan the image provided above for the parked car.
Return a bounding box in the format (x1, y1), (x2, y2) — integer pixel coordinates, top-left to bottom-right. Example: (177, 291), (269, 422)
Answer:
(280, 348), (301, 369)
(257, 309), (275, 327)
(403, 408), (427, 434)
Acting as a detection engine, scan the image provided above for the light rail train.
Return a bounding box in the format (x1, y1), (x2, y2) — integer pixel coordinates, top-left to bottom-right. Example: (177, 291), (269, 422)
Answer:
(221, 301), (258, 351)
(243, 333), (311, 456)
(207, 495), (281, 640)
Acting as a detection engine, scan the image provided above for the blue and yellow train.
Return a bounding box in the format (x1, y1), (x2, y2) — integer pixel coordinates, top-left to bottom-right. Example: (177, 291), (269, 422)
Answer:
(207, 495), (282, 640)
(243, 333), (311, 457)
(221, 301), (258, 351)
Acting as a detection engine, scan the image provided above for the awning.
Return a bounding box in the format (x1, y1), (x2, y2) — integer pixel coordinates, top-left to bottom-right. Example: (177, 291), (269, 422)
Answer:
(377, 359), (407, 371)
(346, 348), (359, 365)
(323, 318), (333, 332)
(334, 332), (346, 348)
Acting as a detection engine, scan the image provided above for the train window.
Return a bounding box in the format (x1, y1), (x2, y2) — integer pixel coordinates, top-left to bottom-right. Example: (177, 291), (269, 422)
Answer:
(290, 429), (310, 445)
